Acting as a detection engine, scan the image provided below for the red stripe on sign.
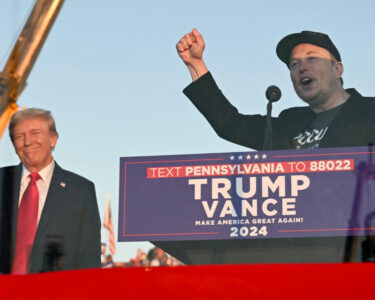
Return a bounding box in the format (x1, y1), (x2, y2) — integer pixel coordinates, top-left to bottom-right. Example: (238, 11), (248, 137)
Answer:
(147, 159), (354, 178)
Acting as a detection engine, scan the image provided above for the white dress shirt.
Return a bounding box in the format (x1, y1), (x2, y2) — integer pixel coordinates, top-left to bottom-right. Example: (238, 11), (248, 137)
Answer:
(19, 160), (55, 224)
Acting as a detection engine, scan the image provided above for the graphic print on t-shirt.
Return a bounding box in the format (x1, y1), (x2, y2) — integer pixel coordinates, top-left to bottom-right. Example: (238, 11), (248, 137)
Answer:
(292, 103), (344, 150)
(293, 127), (328, 149)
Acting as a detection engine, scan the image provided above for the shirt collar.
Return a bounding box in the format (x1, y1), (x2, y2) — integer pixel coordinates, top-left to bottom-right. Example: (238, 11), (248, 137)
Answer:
(21, 160), (55, 183)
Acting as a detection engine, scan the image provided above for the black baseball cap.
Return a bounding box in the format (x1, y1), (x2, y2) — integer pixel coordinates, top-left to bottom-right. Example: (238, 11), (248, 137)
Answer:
(276, 31), (341, 67)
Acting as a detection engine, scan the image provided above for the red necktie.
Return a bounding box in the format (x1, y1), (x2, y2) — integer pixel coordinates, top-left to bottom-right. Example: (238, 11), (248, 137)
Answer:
(11, 172), (41, 274)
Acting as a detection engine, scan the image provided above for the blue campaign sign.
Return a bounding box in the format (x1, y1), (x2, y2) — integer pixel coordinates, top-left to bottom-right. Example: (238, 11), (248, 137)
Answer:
(118, 146), (375, 242)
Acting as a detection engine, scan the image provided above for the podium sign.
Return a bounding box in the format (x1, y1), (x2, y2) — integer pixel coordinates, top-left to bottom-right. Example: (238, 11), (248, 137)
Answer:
(118, 147), (375, 242)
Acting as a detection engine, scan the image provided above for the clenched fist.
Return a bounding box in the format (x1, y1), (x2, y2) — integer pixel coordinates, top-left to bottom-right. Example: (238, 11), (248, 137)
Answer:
(176, 28), (205, 64)
(176, 28), (208, 81)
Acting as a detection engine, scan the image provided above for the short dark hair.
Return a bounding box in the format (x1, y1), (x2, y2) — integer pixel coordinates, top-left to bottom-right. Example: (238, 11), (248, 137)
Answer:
(9, 108), (58, 142)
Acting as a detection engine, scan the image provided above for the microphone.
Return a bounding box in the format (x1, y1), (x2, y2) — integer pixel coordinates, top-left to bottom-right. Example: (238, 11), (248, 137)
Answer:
(265, 85), (281, 103)
(263, 85), (282, 151)
(42, 235), (64, 272)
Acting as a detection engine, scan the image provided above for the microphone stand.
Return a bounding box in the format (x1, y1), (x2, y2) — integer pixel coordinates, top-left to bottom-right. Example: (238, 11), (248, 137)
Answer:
(263, 86), (281, 151)
(263, 101), (274, 151)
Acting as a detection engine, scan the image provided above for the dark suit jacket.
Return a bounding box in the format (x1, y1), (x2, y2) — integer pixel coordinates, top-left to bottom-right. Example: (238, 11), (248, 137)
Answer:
(0, 163), (101, 274)
(183, 72), (375, 150)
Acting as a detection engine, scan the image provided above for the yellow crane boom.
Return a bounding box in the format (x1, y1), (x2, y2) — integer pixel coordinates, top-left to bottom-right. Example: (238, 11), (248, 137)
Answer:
(0, 0), (64, 139)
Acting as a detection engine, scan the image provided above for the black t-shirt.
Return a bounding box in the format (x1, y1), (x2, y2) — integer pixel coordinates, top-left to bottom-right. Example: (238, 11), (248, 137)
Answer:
(292, 104), (344, 149)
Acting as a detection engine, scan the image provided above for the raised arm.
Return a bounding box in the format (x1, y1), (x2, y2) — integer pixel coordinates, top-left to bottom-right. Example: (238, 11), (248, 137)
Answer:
(176, 28), (208, 81)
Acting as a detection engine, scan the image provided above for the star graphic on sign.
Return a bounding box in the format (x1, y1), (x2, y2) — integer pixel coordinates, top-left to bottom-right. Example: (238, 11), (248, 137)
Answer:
(254, 154), (259, 159)
(230, 155), (235, 160)
(262, 154), (267, 159)
(246, 154), (251, 160)
(238, 155), (243, 160)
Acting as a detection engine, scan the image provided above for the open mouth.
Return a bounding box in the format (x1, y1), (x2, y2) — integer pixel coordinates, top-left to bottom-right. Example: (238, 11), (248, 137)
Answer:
(300, 77), (313, 86)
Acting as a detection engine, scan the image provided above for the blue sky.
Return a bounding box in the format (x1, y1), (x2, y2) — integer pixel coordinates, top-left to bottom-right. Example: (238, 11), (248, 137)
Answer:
(1, 0), (375, 261)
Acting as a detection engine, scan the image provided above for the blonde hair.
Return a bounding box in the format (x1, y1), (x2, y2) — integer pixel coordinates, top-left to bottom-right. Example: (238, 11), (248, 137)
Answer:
(9, 108), (58, 142)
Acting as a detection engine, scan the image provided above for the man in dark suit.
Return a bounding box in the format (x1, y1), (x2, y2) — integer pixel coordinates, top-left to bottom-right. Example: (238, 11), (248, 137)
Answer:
(0, 108), (101, 274)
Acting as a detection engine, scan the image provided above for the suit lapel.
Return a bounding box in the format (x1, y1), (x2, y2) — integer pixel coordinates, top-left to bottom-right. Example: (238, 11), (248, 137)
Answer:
(34, 163), (66, 241)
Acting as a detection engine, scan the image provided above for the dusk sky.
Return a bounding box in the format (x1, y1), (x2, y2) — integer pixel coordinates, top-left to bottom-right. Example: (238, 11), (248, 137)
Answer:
(1, 0), (375, 261)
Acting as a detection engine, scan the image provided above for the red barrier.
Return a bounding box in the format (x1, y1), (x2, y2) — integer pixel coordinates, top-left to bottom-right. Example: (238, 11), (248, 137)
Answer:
(1, 263), (373, 299)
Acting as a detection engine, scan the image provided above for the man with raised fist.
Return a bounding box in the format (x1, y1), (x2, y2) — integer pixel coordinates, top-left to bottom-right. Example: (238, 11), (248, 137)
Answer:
(177, 29), (375, 150)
